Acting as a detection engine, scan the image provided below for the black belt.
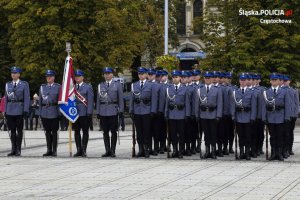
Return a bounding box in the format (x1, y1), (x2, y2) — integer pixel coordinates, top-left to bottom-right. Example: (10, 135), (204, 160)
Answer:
(134, 98), (151, 104)
(7, 100), (23, 103)
(266, 105), (284, 111)
(42, 103), (57, 107)
(236, 107), (251, 112)
(169, 104), (184, 110)
(100, 101), (118, 105)
(200, 106), (216, 112)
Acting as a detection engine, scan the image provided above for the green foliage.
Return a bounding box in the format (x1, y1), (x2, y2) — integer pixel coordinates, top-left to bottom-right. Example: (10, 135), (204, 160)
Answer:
(194, 0), (300, 85)
(0, 0), (166, 93)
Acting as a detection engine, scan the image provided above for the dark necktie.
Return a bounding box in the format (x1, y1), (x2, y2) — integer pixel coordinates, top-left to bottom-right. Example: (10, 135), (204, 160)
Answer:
(107, 82), (109, 88)
(175, 85), (178, 91)
(273, 88), (276, 94)
(14, 82), (16, 88)
(141, 81), (144, 88)
(206, 86), (209, 93)
(77, 84), (79, 90)
(242, 88), (244, 94)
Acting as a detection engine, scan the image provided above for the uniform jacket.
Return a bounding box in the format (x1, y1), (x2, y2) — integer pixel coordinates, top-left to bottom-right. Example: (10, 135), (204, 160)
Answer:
(5, 80), (30, 116)
(39, 83), (61, 119)
(96, 81), (124, 116)
(75, 82), (94, 117)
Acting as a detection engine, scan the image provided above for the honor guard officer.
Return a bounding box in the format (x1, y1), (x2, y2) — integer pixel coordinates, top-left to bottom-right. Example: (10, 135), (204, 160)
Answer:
(195, 71), (223, 159)
(147, 68), (160, 155)
(262, 73), (291, 161)
(129, 67), (158, 158)
(231, 73), (257, 160)
(5, 66), (30, 156)
(283, 75), (299, 156)
(39, 70), (61, 156)
(158, 69), (169, 153)
(97, 67), (124, 157)
(73, 70), (94, 157)
(192, 69), (202, 153)
(165, 70), (191, 158)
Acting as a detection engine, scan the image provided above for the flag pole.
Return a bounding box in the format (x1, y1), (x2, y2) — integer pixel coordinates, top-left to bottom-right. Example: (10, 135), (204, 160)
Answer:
(164, 0), (169, 55)
(66, 42), (72, 157)
(68, 121), (72, 157)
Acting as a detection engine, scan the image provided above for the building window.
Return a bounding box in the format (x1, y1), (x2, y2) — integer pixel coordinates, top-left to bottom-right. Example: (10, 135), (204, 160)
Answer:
(176, 1), (186, 35)
(193, 0), (203, 35)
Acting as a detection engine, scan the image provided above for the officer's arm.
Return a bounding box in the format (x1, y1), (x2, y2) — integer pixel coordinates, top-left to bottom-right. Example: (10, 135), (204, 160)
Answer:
(150, 83), (158, 113)
(4, 85), (7, 114)
(284, 91), (291, 121)
(261, 93), (267, 122)
(295, 89), (299, 117)
(164, 88), (169, 118)
(118, 83), (124, 113)
(87, 85), (94, 115)
(39, 86), (42, 116)
(194, 88), (199, 119)
(24, 82), (30, 113)
(185, 89), (191, 117)
(251, 92), (257, 121)
(190, 88), (196, 116)
(230, 92), (235, 121)
(217, 88), (223, 118)
(158, 86), (165, 113)
(129, 84), (134, 114)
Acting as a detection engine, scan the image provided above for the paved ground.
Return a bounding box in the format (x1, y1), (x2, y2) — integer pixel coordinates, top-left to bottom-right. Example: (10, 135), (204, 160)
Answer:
(0, 125), (300, 199)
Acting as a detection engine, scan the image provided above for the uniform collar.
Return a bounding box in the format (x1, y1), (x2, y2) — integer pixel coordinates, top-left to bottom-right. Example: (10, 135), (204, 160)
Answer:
(106, 80), (112, 85)
(272, 86), (279, 91)
(174, 83), (181, 88)
(13, 79), (20, 85)
(47, 82), (54, 87)
(77, 82), (83, 87)
(205, 84), (212, 89)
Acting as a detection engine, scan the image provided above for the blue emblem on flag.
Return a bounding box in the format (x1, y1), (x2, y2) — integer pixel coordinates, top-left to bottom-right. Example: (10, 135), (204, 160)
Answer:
(59, 97), (79, 123)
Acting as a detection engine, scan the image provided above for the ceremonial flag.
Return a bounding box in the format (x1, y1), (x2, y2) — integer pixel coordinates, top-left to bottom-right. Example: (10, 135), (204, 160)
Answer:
(58, 55), (79, 123)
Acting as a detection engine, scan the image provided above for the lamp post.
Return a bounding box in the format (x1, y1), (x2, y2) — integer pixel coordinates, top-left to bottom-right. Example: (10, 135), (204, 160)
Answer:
(164, 0), (169, 55)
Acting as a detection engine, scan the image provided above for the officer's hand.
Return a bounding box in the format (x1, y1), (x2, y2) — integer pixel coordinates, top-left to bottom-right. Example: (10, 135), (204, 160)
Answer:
(97, 114), (101, 119)
(23, 112), (28, 118)
(118, 112), (124, 118)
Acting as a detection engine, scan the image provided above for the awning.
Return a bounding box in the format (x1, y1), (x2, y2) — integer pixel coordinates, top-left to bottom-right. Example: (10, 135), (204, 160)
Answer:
(170, 51), (206, 60)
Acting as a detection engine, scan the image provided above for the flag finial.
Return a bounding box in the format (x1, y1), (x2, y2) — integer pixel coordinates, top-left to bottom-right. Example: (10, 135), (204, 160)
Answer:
(66, 42), (71, 55)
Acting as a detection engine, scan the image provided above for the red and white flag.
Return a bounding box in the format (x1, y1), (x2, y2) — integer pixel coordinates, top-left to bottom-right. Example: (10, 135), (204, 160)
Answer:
(58, 55), (79, 123)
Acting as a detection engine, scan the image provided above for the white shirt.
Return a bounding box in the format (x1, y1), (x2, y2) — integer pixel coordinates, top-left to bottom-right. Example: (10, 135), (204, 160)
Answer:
(140, 80), (145, 87)
(174, 83), (181, 90)
(272, 86), (279, 93)
(106, 80), (112, 87)
(13, 79), (20, 86)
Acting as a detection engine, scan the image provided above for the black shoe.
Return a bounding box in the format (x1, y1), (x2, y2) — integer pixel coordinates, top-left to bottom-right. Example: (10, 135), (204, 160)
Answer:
(203, 146), (210, 159)
(52, 152), (57, 157)
(223, 147), (229, 155)
(260, 148), (264, 155)
(101, 152), (111, 157)
(7, 151), (16, 156)
(211, 146), (217, 159)
(171, 145), (178, 158)
(229, 148), (234, 154)
(15, 150), (21, 157)
(269, 150), (276, 161)
(289, 149), (294, 155)
(256, 150), (261, 156)
(73, 151), (82, 157)
(217, 149), (223, 157)
(82, 150), (87, 157)
(144, 148), (150, 158)
(159, 146), (165, 154)
(251, 151), (257, 158)
(43, 151), (53, 157)
(245, 148), (251, 160)
(278, 148), (284, 161)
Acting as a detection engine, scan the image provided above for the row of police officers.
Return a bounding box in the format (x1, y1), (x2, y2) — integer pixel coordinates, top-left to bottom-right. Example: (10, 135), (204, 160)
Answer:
(3, 66), (298, 161)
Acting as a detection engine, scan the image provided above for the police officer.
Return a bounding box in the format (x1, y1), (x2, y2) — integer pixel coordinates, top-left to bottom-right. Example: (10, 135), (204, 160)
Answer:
(262, 73), (291, 161)
(165, 70), (190, 158)
(283, 75), (299, 156)
(97, 67), (124, 157)
(158, 69), (169, 154)
(231, 73), (257, 160)
(147, 68), (160, 155)
(192, 69), (203, 153)
(129, 67), (157, 158)
(39, 70), (61, 156)
(5, 66), (30, 156)
(73, 70), (94, 157)
(195, 71), (223, 159)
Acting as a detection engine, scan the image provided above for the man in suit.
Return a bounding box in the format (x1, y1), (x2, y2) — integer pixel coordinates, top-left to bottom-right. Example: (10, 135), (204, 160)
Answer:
(231, 73), (257, 160)
(165, 70), (190, 158)
(195, 71), (223, 159)
(129, 67), (158, 158)
(97, 67), (124, 157)
(39, 70), (61, 156)
(73, 70), (94, 157)
(5, 66), (30, 156)
(262, 73), (292, 161)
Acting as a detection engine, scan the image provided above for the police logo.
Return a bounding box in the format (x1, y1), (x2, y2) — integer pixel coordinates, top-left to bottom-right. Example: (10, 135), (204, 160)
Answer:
(69, 107), (78, 116)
